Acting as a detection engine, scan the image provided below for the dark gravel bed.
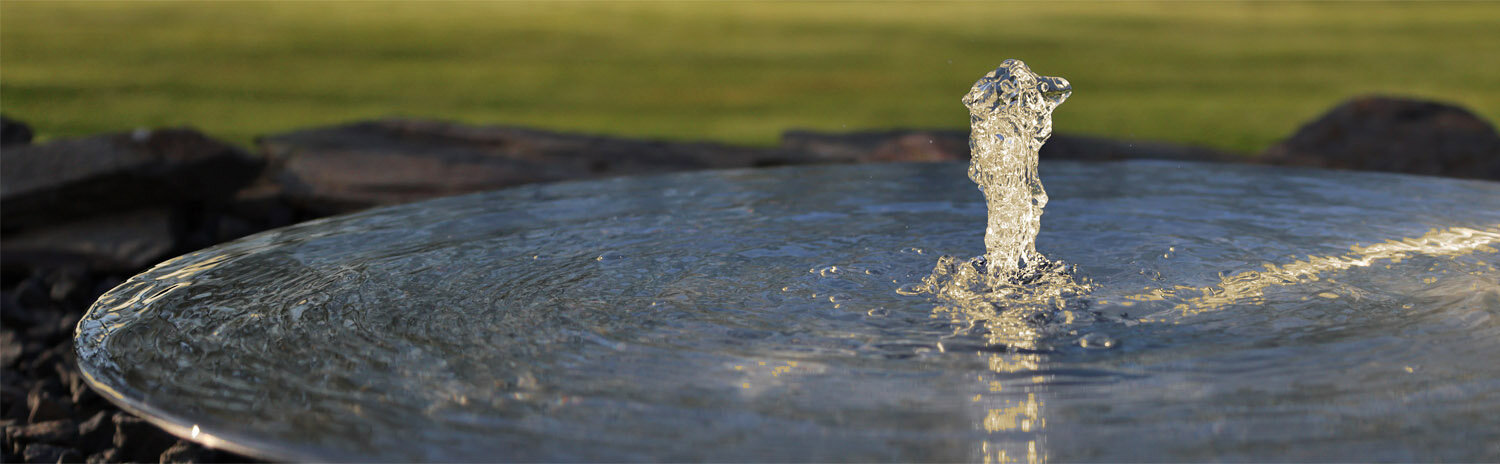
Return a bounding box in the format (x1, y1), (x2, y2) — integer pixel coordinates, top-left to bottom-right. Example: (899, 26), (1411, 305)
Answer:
(2, 269), (261, 463)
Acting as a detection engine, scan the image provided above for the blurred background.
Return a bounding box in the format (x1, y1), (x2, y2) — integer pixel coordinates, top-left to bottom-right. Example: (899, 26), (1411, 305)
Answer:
(3, 1), (1497, 155)
(3, 3), (1499, 462)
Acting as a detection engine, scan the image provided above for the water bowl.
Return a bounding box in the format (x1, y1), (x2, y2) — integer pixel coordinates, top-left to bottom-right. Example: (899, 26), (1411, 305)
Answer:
(76, 160), (1500, 461)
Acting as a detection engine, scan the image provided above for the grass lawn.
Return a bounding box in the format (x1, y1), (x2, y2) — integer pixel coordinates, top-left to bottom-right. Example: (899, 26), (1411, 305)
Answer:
(3, 1), (1497, 154)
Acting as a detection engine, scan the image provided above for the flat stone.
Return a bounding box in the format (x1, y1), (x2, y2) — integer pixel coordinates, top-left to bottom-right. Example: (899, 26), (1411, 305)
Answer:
(259, 119), (814, 214)
(781, 129), (968, 162)
(75, 411), (114, 454)
(22, 442), (81, 464)
(0, 208), (176, 274)
(0, 330), (19, 369)
(780, 129), (1242, 163)
(1, 378), (28, 422)
(159, 439), (218, 464)
(112, 413), (178, 463)
(26, 388), (71, 423)
(6, 419), (77, 445)
(0, 128), (262, 231)
(1262, 95), (1500, 179)
(1, 115), (32, 147)
(85, 447), (119, 464)
(1041, 133), (1243, 162)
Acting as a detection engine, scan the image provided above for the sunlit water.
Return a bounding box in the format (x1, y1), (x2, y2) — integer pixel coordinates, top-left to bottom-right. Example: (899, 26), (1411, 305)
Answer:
(77, 161), (1500, 461)
(915, 59), (1095, 352)
(960, 59), (1070, 274)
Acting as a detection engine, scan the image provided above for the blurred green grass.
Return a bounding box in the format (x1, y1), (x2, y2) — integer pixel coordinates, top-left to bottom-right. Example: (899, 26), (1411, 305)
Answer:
(2, 1), (1497, 154)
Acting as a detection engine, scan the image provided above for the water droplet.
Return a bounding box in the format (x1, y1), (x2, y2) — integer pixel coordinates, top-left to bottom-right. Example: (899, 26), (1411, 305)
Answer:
(1078, 333), (1116, 350)
(895, 283), (926, 295)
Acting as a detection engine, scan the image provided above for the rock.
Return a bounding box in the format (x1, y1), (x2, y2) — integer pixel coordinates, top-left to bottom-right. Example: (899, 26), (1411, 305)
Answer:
(6, 419), (77, 446)
(1, 115), (33, 147)
(1, 277), (53, 330)
(85, 447), (119, 464)
(1262, 96), (1500, 179)
(781, 129), (968, 162)
(780, 129), (1242, 163)
(26, 388), (71, 423)
(21, 442), (81, 464)
(1041, 133), (1243, 162)
(159, 440), (218, 464)
(0, 330), (20, 369)
(112, 413), (178, 463)
(69, 375), (99, 408)
(52, 361), (89, 409)
(224, 183), (298, 231)
(0, 128), (262, 231)
(0, 296), (38, 334)
(0, 208), (177, 275)
(258, 119), (815, 214)
(1, 378), (28, 422)
(75, 411), (114, 453)
(170, 182), (310, 253)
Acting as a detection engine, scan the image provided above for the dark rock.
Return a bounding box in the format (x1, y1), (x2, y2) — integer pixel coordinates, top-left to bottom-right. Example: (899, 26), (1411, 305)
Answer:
(75, 411), (113, 453)
(7, 419), (77, 445)
(26, 388), (72, 423)
(85, 447), (119, 464)
(40, 268), (90, 306)
(22, 442), (80, 464)
(53, 361), (90, 410)
(781, 129), (969, 162)
(69, 376), (99, 408)
(21, 315), (75, 348)
(1, 277), (53, 330)
(1, 378), (27, 422)
(0, 296), (39, 334)
(1042, 133), (1243, 163)
(159, 440), (217, 464)
(0, 128), (262, 231)
(223, 182), (301, 232)
(112, 413), (177, 463)
(1, 115), (33, 147)
(258, 119), (816, 214)
(1, 330), (20, 368)
(1262, 95), (1500, 179)
(0, 208), (177, 275)
(780, 129), (1243, 164)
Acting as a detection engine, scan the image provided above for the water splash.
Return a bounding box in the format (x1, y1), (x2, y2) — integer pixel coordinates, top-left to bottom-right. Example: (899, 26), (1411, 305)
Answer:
(963, 59), (1071, 274)
(907, 60), (1093, 350)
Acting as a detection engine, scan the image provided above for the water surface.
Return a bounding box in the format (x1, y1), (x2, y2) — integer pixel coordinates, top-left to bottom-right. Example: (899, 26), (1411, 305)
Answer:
(78, 161), (1500, 462)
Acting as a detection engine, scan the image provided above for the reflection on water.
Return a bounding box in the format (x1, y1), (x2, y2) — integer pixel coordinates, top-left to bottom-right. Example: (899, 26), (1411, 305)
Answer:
(77, 162), (1500, 461)
(1123, 225), (1500, 317)
(976, 353), (1047, 464)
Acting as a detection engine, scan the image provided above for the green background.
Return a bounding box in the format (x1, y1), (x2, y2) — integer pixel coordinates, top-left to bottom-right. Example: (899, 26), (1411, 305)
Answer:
(3, 1), (1497, 154)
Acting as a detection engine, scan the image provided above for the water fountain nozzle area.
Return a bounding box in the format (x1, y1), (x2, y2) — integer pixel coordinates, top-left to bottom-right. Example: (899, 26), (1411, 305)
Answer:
(907, 59), (1098, 351)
